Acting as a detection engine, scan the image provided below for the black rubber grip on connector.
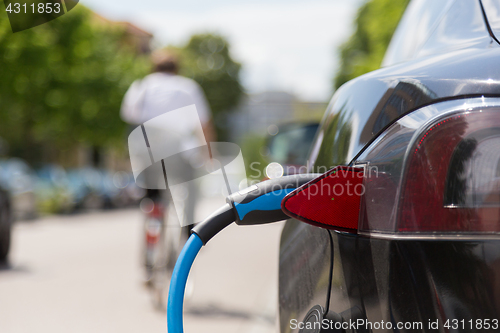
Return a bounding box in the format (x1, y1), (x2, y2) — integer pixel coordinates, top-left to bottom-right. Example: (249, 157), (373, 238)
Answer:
(191, 203), (236, 245)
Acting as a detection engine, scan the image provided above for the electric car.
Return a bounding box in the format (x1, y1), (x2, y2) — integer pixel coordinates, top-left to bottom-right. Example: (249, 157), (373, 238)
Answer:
(279, 0), (500, 332)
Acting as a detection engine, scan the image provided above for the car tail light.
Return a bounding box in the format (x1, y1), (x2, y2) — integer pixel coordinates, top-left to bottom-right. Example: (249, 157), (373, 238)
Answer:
(282, 166), (364, 232)
(357, 97), (500, 235)
(283, 98), (500, 236)
(399, 110), (500, 232)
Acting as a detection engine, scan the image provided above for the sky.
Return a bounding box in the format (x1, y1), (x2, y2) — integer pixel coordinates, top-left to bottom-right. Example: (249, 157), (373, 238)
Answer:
(81, 0), (363, 102)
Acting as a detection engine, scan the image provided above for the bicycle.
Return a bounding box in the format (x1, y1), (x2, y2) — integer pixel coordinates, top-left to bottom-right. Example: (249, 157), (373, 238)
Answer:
(141, 193), (189, 310)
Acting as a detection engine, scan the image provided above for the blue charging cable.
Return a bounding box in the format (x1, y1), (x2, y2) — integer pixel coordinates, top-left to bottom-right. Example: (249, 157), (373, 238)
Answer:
(167, 234), (203, 333)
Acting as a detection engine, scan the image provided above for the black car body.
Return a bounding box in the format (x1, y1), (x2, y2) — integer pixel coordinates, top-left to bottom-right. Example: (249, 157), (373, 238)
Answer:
(279, 1), (500, 332)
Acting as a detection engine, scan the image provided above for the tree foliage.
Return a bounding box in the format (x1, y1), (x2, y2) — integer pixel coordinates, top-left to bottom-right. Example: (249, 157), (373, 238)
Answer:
(176, 34), (243, 141)
(334, 0), (409, 89)
(0, 5), (150, 163)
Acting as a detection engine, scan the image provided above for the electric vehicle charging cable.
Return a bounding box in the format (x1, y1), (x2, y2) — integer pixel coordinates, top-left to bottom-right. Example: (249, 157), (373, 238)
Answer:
(167, 174), (320, 333)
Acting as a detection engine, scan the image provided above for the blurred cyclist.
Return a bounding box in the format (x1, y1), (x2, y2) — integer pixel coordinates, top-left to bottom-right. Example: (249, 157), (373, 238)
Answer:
(121, 50), (214, 296)
(121, 49), (214, 224)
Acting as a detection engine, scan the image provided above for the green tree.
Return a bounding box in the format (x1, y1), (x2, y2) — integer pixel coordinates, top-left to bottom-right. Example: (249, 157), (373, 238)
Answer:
(334, 0), (409, 89)
(0, 4), (150, 164)
(176, 34), (243, 141)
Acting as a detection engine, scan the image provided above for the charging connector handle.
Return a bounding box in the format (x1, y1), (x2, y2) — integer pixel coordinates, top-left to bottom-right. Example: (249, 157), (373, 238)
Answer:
(227, 174), (320, 226)
(191, 174), (319, 245)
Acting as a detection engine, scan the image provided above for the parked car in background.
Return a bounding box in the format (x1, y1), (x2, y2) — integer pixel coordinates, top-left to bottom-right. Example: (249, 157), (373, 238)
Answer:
(0, 185), (11, 262)
(264, 122), (319, 178)
(35, 165), (75, 214)
(66, 168), (108, 210)
(0, 158), (37, 220)
(0, 160), (143, 216)
(110, 170), (145, 207)
(279, 0), (500, 332)
(66, 167), (143, 211)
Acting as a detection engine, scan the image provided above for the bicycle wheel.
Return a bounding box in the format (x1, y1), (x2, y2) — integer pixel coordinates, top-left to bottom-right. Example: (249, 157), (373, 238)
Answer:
(149, 200), (188, 310)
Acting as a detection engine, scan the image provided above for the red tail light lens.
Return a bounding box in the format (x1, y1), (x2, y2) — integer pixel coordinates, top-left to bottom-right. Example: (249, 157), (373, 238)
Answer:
(399, 110), (500, 232)
(282, 166), (364, 232)
(355, 98), (500, 235)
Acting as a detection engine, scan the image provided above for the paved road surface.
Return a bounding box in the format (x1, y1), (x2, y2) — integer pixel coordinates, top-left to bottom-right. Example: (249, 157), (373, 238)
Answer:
(0, 204), (284, 333)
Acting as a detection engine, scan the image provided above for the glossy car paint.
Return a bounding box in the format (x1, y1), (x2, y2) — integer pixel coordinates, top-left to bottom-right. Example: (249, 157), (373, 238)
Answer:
(279, 0), (500, 332)
(279, 220), (332, 330)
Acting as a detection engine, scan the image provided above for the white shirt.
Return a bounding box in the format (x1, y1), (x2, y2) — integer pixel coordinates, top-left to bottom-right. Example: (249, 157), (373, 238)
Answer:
(121, 72), (211, 126)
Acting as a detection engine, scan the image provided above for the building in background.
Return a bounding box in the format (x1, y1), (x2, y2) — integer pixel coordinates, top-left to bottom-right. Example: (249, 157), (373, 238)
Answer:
(116, 21), (153, 54)
(92, 13), (153, 55)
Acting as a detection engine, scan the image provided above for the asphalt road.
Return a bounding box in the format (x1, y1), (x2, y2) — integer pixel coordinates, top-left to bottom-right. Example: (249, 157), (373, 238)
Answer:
(0, 204), (283, 333)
